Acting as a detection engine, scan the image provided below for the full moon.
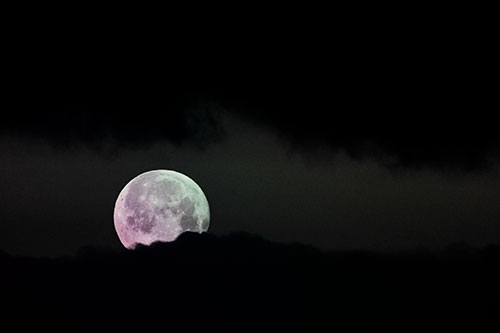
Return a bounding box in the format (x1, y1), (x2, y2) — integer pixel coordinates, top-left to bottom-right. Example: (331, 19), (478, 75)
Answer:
(113, 170), (210, 249)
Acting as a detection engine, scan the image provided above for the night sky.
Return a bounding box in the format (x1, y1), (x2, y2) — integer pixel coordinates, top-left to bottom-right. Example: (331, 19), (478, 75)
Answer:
(1, 99), (498, 257)
(1, 12), (498, 257)
(1, 10), (500, 332)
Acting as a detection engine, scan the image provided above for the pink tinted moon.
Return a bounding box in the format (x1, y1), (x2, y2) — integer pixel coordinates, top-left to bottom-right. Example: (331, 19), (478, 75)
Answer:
(113, 170), (210, 249)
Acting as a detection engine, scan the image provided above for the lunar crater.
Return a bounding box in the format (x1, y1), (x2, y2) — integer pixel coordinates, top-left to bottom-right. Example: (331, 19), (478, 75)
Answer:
(180, 213), (198, 232)
(179, 197), (195, 215)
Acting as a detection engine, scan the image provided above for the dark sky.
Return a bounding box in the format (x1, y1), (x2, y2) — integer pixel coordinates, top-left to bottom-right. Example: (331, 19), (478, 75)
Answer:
(1, 14), (498, 256)
(1, 103), (499, 257)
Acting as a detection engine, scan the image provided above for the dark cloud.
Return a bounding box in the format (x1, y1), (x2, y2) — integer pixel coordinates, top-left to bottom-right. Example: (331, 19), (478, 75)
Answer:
(202, 38), (497, 170)
(1, 20), (496, 170)
(212, 20), (496, 170)
(229, 104), (499, 171)
(0, 103), (226, 151)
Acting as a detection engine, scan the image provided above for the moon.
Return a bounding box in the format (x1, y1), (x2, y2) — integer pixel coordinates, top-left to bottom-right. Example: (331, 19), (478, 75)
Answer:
(113, 170), (210, 249)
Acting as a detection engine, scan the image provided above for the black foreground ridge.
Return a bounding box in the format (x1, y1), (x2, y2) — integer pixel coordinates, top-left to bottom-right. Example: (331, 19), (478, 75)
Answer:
(1, 232), (499, 332)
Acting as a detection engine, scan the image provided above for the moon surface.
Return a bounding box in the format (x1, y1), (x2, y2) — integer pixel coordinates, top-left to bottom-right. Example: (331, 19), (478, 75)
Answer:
(113, 170), (210, 249)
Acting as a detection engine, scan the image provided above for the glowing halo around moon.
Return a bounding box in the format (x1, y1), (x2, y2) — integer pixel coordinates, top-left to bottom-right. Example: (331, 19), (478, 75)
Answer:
(113, 170), (210, 249)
